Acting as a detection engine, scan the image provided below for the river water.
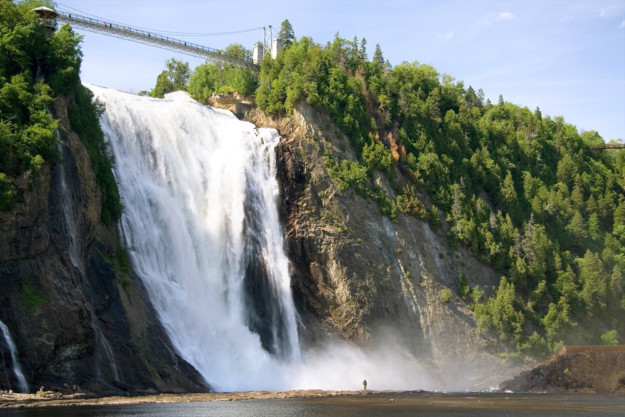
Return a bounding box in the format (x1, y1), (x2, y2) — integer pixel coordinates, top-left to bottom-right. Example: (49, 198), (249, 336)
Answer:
(3, 393), (624, 417)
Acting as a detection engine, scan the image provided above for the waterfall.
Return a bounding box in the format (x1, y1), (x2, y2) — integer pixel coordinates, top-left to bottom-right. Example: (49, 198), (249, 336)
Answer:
(89, 85), (436, 392)
(90, 86), (300, 391)
(0, 320), (29, 393)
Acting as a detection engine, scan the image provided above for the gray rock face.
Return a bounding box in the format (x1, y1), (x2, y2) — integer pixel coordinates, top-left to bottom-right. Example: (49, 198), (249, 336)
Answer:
(0, 95), (206, 395)
(239, 101), (513, 386)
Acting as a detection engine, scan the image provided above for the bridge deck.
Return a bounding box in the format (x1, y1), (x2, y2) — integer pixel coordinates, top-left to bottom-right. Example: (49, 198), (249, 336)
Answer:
(588, 143), (625, 150)
(56, 12), (259, 71)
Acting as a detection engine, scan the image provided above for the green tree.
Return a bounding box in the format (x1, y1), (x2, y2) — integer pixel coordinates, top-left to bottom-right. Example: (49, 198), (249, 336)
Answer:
(188, 62), (256, 102)
(556, 154), (577, 188)
(187, 64), (218, 103)
(225, 43), (252, 61)
(16, 0), (55, 11)
(0, 173), (17, 210)
(542, 296), (571, 343)
(150, 58), (189, 98)
(567, 211), (588, 245)
(600, 329), (619, 345)
(361, 140), (393, 175)
(578, 250), (607, 313)
(500, 171), (519, 221)
(278, 19), (295, 48)
(46, 24), (83, 93)
(475, 277), (524, 342)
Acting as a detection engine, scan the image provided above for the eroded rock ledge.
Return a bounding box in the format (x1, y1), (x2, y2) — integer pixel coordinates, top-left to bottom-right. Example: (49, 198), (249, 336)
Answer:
(500, 346), (625, 393)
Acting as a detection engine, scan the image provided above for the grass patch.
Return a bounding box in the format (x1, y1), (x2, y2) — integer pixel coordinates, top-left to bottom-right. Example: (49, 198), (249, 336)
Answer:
(21, 281), (48, 312)
(440, 288), (452, 303)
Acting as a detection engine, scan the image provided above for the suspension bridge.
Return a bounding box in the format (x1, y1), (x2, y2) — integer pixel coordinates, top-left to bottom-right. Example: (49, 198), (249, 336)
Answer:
(34, 6), (272, 71)
(588, 143), (625, 150)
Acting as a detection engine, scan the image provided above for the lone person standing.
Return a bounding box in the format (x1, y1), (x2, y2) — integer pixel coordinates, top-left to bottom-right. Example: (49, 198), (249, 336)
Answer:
(362, 379), (367, 390)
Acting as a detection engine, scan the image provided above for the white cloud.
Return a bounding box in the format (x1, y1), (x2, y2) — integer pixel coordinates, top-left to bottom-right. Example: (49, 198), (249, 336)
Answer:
(436, 30), (454, 40)
(619, 19), (625, 29)
(480, 11), (515, 26)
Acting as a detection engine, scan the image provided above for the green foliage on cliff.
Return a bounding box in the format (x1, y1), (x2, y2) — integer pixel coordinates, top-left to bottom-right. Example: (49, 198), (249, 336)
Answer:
(155, 45), (256, 103)
(256, 30), (625, 353)
(600, 329), (619, 345)
(150, 58), (189, 98)
(20, 280), (49, 312)
(67, 85), (122, 225)
(101, 243), (132, 287)
(257, 36), (371, 152)
(0, 1), (121, 225)
(0, 0), (60, 209)
(188, 61), (256, 102)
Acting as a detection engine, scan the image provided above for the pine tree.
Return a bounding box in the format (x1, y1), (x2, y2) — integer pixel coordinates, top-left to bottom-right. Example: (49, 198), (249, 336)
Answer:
(567, 211), (587, 244)
(373, 43), (384, 67)
(500, 171), (518, 220)
(278, 19), (295, 48)
(579, 250), (607, 313)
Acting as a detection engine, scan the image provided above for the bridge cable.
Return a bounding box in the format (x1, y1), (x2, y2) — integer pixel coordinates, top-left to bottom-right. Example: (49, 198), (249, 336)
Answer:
(55, 2), (264, 38)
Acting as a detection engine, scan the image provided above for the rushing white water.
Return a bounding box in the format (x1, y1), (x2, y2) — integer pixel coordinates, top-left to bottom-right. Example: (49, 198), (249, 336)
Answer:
(91, 86), (300, 391)
(0, 320), (29, 393)
(90, 85), (437, 392)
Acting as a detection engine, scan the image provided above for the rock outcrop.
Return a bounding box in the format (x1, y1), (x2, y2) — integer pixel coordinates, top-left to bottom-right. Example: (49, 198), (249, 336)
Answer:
(230, 100), (514, 386)
(500, 345), (625, 393)
(0, 95), (206, 395)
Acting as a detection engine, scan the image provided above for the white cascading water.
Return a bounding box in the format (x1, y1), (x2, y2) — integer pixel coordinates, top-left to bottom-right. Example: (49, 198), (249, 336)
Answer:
(0, 320), (29, 393)
(89, 85), (435, 392)
(90, 85), (300, 391)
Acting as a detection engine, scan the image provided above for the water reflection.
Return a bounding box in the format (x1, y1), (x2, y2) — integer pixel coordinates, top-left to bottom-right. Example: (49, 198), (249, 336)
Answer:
(4, 393), (625, 417)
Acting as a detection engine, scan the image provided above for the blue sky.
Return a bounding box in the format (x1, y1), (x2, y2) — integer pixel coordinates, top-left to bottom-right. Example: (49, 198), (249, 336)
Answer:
(52, 0), (625, 141)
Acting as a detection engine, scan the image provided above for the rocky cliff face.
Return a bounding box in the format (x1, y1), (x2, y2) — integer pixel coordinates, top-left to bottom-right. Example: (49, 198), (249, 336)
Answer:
(0, 92), (520, 394)
(232, 100), (516, 386)
(0, 95), (205, 395)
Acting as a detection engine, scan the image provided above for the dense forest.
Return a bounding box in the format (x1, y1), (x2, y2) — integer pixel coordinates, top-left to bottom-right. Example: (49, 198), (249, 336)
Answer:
(0, 0), (120, 224)
(158, 19), (624, 356)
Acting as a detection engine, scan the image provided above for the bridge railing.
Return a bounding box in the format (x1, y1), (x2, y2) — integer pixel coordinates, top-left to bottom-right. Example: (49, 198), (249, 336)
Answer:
(56, 11), (259, 71)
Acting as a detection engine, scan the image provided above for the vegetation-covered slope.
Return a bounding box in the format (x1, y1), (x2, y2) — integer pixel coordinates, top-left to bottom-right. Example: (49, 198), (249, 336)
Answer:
(0, 0), (120, 224)
(255, 32), (624, 356)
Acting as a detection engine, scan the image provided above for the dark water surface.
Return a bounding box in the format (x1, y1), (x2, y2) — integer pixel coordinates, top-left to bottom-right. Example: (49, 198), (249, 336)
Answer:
(2, 393), (624, 417)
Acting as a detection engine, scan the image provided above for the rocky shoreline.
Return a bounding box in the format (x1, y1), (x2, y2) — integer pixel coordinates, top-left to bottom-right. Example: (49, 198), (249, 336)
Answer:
(4, 343), (625, 410)
(0, 389), (423, 409)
